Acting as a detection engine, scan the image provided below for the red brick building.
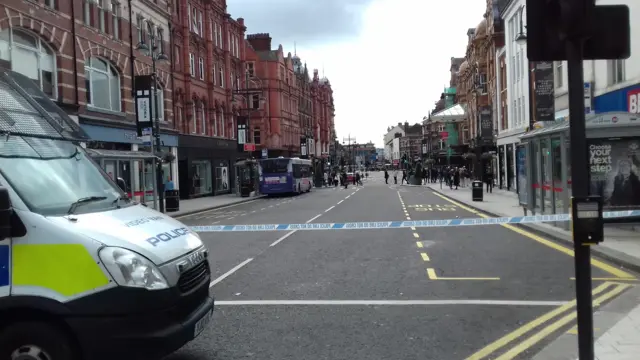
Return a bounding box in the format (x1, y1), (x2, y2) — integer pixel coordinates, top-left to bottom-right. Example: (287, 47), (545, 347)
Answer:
(244, 33), (334, 161)
(0, 0), (176, 205)
(170, 0), (247, 198)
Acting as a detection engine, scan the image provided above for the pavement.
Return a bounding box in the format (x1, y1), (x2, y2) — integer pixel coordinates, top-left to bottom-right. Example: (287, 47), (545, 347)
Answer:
(162, 172), (640, 360)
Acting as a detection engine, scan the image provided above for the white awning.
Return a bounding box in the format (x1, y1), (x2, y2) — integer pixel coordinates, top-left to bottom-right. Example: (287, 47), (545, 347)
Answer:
(430, 103), (467, 122)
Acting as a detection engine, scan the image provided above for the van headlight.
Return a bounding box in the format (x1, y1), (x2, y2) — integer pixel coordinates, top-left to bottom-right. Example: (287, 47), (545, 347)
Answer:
(99, 247), (169, 290)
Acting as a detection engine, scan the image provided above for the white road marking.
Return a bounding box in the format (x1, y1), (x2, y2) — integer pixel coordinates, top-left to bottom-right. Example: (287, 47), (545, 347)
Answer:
(227, 217), (235, 220)
(269, 213), (325, 247)
(215, 300), (568, 306)
(209, 258), (254, 288)
(307, 214), (322, 223)
(337, 200), (344, 204)
(261, 208), (266, 211)
(345, 196), (351, 199)
(325, 206), (335, 212)
(270, 230), (297, 247)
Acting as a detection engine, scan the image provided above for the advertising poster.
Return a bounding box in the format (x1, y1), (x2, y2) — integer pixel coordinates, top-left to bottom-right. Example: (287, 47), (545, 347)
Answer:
(589, 137), (640, 209)
(216, 166), (229, 192)
(516, 145), (528, 205)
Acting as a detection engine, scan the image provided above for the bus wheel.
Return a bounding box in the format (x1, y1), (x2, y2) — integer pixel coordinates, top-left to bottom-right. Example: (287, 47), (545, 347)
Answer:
(0, 321), (76, 360)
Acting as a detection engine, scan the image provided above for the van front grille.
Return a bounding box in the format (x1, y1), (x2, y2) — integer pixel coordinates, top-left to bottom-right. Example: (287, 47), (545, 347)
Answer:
(177, 260), (210, 293)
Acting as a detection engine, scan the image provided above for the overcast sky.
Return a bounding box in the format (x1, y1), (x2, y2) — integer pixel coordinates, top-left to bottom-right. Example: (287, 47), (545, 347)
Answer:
(229, 0), (486, 148)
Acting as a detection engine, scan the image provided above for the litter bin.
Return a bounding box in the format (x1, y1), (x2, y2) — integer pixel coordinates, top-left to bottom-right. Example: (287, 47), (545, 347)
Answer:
(472, 180), (483, 201)
(165, 190), (180, 212)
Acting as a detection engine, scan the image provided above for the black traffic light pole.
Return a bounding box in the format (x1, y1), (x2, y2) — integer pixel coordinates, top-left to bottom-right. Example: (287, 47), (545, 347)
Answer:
(526, 1), (630, 359)
(566, 36), (594, 360)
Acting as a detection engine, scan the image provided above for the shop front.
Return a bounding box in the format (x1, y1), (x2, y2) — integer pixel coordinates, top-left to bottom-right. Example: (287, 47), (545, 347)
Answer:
(519, 111), (640, 230)
(178, 135), (240, 199)
(593, 83), (640, 114)
(79, 121), (179, 204)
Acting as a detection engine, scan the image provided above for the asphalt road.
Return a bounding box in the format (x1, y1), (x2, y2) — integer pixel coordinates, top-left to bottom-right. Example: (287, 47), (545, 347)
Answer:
(166, 172), (637, 360)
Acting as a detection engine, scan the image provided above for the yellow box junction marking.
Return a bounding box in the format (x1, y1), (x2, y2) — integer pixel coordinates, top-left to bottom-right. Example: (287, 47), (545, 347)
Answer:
(413, 233), (420, 238)
(420, 253), (430, 261)
(431, 192), (636, 279)
(416, 241), (423, 248)
(464, 281), (627, 360)
(427, 268), (500, 281)
(407, 204), (458, 211)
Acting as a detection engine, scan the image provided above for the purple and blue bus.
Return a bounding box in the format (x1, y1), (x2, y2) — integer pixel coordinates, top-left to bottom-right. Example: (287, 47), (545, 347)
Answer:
(259, 157), (313, 195)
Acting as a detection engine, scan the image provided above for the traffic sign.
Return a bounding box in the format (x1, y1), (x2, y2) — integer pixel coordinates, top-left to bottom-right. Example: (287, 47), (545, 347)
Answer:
(244, 143), (256, 151)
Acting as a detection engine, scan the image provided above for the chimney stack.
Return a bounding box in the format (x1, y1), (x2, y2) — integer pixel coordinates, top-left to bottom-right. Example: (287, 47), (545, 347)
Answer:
(246, 33), (272, 51)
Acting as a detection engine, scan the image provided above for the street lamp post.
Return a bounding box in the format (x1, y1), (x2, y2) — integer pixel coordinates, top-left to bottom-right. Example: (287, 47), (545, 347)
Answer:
(137, 22), (169, 213)
(343, 135), (356, 170)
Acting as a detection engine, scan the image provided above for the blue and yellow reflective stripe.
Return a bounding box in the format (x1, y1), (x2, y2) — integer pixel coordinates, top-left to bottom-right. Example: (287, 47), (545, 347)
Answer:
(0, 245), (9, 287)
(12, 244), (110, 297)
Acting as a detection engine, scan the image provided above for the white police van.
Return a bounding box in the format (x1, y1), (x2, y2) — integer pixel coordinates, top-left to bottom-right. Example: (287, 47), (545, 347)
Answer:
(0, 69), (213, 359)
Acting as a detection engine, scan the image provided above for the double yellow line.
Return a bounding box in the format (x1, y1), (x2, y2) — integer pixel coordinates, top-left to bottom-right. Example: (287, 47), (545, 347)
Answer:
(465, 281), (631, 359)
(431, 192), (636, 279)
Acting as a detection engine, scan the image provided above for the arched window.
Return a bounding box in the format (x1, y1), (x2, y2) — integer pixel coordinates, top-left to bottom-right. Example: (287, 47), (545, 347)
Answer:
(0, 28), (57, 98)
(85, 57), (121, 111)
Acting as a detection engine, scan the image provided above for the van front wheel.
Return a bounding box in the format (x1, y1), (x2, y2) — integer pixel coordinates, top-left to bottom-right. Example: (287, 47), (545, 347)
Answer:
(0, 321), (76, 360)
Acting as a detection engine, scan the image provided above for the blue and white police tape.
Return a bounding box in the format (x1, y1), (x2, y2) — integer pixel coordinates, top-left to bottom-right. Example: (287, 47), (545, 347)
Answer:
(190, 210), (640, 232)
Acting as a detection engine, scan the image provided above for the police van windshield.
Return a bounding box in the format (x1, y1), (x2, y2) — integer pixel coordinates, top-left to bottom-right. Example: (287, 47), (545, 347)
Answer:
(0, 136), (129, 216)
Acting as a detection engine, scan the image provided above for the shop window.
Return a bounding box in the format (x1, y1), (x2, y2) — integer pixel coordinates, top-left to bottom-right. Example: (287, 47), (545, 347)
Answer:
(192, 160), (212, 196)
(85, 57), (121, 112)
(0, 28), (57, 99)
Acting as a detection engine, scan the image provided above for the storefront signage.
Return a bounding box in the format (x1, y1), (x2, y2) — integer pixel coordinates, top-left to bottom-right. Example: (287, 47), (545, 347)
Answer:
(534, 61), (555, 122)
(628, 88), (640, 114)
(588, 137), (640, 210)
(134, 75), (153, 136)
(593, 83), (640, 113)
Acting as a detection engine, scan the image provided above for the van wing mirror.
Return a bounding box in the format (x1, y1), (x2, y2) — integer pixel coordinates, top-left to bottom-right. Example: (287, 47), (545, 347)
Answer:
(0, 187), (12, 240)
(116, 177), (127, 192)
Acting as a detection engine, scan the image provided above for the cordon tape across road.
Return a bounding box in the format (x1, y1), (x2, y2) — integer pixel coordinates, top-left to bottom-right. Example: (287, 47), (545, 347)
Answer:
(190, 210), (640, 232)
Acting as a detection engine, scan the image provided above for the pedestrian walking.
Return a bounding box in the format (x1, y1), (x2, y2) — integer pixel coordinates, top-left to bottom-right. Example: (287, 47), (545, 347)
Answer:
(384, 169), (389, 184)
(485, 171), (494, 193)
